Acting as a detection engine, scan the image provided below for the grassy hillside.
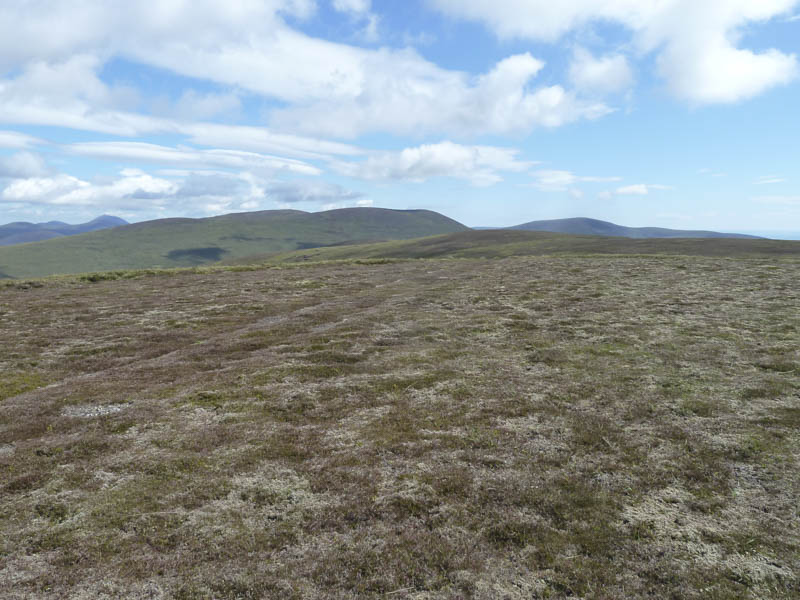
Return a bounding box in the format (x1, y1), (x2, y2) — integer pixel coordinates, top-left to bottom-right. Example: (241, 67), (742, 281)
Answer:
(510, 217), (761, 239)
(1, 254), (797, 598)
(0, 208), (467, 279)
(241, 229), (800, 264)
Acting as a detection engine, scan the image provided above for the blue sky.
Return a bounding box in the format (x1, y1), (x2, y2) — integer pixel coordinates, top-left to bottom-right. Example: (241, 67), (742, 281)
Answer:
(1, 0), (799, 236)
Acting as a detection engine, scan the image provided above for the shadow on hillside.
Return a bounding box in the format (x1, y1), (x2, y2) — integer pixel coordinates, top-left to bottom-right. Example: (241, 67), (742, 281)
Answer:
(166, 247), (228, 264)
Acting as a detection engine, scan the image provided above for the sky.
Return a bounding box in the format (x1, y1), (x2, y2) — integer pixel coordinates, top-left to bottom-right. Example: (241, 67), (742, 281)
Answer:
(0, 0), (799, 235)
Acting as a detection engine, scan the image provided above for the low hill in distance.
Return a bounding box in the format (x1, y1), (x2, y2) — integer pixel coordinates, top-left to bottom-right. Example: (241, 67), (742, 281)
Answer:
(0, 208), (467, 279)
(0, 215), (128, 246)
(241, 229), (800, 265)
(509, 217), (761, 239)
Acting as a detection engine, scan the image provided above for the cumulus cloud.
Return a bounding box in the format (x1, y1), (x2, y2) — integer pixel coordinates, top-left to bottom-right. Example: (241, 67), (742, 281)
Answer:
(0, 7), (609, 139)
(322, 198), (374, 211)
(265, 180), (365, 204)
(569, 47), (633, 94)
(0, 152), (51, 179)
(1, 169), (177, 207)
(0, 167), (280, 216)
(0, 1), (317, 70)
(334, 141), (533, 186)
(271, 52), (610, 137)
(0, 0), (794, 161)
(615, 184), (672, 195)
(172, 173), (243, 198)
(430, 0), (799, 104)
(0, 163), (370, 216)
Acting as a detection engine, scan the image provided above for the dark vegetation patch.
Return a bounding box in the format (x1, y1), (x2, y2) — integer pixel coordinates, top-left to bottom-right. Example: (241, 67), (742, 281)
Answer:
(295, 241), (325, 250)
(166, 247), (228, 263)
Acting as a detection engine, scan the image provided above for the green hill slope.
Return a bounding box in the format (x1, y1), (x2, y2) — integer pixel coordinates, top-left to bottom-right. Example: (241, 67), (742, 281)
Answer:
(510, 217), (761, 239)
(0, 208), (467, 278)
(255, 230), (800, 264)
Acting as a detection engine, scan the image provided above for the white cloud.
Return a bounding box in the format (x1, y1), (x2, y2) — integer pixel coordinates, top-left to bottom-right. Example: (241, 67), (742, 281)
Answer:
(0, 152), (51, 179)
(657, 36), (797, 104)
(569, 48), (633, 94)
(430, 0), (800, 104)
(1, 170), (177, 207)
(321, 198), (373, 211)
(0, 161), (370, 216)
(67, 142), (322, 176)
(0, 131), (45, 149)
(0, 0), (793, 161)
(754, 175), (787, 185)
(616, 184), (673, 195)
(755, 195), (800, 205)
(1, 18), (608, 139)
(532, 169), (621, 191)
(265, 180), (365, 204)
(332, 0), (371, 15)
(272, 52), (610, 137)
(334, 141), (533, 186)
(358, 15), (381, 43)
(168, 91), (243, 121)
(179, 124), (362, 160)
(0, 58), (364, 161)
(0, 167), (280, 216)
(0, 1), (318, 70)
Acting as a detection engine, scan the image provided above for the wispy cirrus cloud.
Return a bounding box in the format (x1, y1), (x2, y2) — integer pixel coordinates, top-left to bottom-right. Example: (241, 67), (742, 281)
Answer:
(754, 175), (787, 185)
(755, 195), (800, 205)
(532, 169), (621, 191)
(66, 142), (322, 176)
(0, 130), (45, 149)
(615, 184), (673, 196)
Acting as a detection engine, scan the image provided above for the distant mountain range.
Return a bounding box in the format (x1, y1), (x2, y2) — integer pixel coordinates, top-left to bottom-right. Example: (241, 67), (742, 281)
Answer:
(0, 208), (466, 279)
(0, 215), (128, 246)
(509, 217), (761, 239)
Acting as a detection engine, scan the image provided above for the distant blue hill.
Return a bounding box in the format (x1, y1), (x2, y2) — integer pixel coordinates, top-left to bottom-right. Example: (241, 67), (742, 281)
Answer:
(509, 217), (762, 239)
(0, 215), (128, 246)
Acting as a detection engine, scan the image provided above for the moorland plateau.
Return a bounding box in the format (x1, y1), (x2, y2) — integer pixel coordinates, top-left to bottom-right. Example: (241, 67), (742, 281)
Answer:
(1, 228), (798, 598)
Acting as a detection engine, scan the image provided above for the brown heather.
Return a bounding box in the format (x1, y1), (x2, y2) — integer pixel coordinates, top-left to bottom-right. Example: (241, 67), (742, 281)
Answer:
(1, 255), (798, 598)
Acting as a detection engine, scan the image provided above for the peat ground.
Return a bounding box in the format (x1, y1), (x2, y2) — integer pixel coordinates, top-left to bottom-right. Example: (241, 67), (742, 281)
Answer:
(1, 255), (798, 598)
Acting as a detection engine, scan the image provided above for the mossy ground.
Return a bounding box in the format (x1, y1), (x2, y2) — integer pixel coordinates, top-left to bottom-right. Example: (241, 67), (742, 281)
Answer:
(1, 255), (798, 598)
